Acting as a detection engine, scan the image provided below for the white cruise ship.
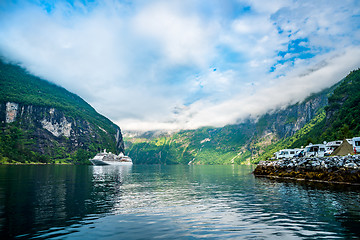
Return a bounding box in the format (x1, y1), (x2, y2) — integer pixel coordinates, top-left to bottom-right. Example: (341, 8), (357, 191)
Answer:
(90, 150), (133, 166)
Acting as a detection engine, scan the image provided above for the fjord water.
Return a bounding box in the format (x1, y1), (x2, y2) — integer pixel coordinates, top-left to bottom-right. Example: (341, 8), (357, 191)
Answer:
(0, 165), (359, 239)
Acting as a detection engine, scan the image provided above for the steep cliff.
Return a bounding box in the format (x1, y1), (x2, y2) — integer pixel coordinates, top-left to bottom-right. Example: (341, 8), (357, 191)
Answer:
(243, 90), (329, 162)
(257, 92), (328, 139)
(0, 59), (124, 164)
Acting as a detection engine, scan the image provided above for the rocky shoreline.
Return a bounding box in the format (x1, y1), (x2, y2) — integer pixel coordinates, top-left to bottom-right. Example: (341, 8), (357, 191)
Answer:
(253, 155), (360, 184)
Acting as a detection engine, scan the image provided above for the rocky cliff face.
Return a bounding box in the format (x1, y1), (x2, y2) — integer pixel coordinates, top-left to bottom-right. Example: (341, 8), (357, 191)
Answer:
(242, 92), (329, 161)
(261, 92), (328, 139)
(0, 101), (124, 160)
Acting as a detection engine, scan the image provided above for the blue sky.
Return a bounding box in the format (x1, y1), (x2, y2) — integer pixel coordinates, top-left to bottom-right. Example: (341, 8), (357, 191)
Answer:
(0, 0), (360, 131)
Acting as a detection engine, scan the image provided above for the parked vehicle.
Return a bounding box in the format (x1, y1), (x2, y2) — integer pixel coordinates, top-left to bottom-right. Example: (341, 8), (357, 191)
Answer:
(275, 148), (303, 159)
(325, 140), (342, 156)
(352, 137), (360, 154)
(294, 149), (304, 157)
(304, 143), (326, 157)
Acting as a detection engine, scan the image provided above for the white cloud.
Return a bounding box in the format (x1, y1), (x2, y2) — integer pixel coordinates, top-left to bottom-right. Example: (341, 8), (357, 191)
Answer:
(176, 47), (360, 129)
(247, 0), (289, 14)
(132, 2), (216, 67)
(0, 0), (359, 131)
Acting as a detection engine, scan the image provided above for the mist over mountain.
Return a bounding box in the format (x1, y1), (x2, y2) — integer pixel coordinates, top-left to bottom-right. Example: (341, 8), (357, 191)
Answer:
(125, 69), (360, 165)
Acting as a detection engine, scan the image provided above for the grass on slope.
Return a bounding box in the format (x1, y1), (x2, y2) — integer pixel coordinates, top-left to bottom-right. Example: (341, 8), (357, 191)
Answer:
(0, 60), (117, 134)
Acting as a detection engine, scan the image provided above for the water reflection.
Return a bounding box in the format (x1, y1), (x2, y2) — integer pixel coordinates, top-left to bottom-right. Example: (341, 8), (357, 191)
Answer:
(0, 165), (132, 239)
(0, 165), (359, 239)
(254, 177), (360, 238)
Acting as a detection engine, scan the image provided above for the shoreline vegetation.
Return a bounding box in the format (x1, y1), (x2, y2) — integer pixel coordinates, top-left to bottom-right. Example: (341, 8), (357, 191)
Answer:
(0, 161), (76, 165)
(253, 155), (360, 184)
(0, 162), (73, 165)
(0, 157), (86, 165)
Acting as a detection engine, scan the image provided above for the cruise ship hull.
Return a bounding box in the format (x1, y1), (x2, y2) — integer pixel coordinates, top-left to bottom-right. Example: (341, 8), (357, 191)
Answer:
(90, 159), (133, 166)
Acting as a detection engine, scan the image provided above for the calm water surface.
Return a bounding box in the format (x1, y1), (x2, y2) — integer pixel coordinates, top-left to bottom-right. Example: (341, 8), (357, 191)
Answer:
(0, 165), (359, 239)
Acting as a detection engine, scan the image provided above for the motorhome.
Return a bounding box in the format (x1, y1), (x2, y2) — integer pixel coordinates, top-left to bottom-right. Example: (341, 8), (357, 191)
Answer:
(275, 148), (303, 159)
(304, 143), (326, 157)
(353, 137), (360, 154)
(325, 140), (342, 156)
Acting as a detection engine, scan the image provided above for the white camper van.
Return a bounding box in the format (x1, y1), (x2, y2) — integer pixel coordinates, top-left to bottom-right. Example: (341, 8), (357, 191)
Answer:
(275, 149), (302, 159)
(325, 140), (342, 156)
(304, 143), (326, 157)
(353, 137), (360, 154)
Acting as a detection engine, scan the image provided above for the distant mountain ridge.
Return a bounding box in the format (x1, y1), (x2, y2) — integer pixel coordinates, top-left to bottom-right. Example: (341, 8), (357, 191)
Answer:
(125, 69), (360, 165)
(0, 59), (124, 164)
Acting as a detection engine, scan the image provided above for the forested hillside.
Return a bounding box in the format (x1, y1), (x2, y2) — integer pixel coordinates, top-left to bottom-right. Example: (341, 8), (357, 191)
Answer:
(266, 68), (360, 159)
(125, 69), (360, 165)
(0, 59), (124, 164)
(126, 122), (256, 165)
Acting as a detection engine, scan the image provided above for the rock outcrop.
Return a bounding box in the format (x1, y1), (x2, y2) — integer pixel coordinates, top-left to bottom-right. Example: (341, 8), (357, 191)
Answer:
(253, 156), (360, 184)
(0, 101), (124, 161)
(259, 93), (328, 139)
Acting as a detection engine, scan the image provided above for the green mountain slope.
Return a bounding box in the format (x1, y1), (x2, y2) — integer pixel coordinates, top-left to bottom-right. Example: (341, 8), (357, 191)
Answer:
(126, 69), (360, 165)
(126, 123), (256, 165)
(321, 69), (360, 139)
(0, 59), (124, 164)
(264, 68), (360, 159)
(0, 60), (112, 128)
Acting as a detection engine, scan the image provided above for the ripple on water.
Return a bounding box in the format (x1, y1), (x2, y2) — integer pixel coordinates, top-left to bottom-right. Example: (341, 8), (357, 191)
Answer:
(1, 165), (359, 239)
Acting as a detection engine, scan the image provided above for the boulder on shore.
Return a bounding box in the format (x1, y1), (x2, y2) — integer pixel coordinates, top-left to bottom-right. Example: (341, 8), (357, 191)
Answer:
(253, 155), (360, 184)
